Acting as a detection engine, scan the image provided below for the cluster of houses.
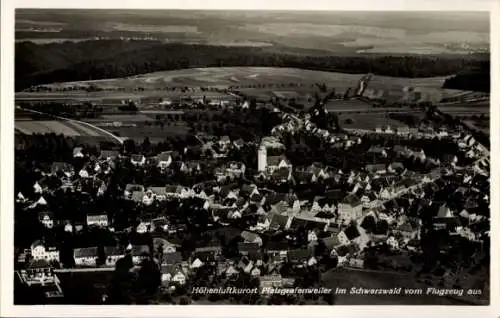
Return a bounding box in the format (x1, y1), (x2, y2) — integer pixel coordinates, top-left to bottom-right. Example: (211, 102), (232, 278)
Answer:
(14, 100), (490, 298)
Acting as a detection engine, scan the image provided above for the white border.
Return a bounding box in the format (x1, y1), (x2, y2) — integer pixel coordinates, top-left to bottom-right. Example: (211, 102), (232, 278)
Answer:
(1, 1), (498, 317)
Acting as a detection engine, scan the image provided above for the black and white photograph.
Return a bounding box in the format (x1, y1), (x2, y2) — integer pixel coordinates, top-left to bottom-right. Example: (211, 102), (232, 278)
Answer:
(2, 1), (496, 313)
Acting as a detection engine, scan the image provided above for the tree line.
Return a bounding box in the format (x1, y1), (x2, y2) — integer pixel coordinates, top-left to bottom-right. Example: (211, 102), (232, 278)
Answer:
(16, 40), (489, 92)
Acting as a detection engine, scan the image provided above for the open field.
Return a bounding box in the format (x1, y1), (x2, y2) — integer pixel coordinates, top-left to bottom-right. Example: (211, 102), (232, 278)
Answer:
(339, 113), (411, 130)
(15, 120), (106, 137)
(47, 67), (452, 90)
(19, 67), (481, 106)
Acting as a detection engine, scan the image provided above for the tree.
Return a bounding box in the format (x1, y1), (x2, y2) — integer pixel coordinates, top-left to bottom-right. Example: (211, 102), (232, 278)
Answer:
(141, 137), (151, 155)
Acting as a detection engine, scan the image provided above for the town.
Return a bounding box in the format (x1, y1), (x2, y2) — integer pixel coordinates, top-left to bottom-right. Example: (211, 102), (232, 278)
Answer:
(14, 78), (490, 305)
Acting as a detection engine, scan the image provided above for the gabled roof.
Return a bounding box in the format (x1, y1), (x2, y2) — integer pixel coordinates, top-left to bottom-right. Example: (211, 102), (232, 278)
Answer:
(368, 146), (386, 154)
(241, 231), (262, 243)
(160, 264), (177, 276)
(156, 151), (174, 162)
(322, 236), (341, 249)
(287, 248), (311, 262)
(436, 203), (453, 218)
(397, 222), (414, 233)
(365, 164), (387, 173)
(343, 225), (361, 241)
(104, 246), (124, 256)
(237, 242), (260, 254)
(51, 162), (73, 172)
(38, 211), (53, 220)
(148, 187), (168, 196)
(99, 150), (120, 159)
(194, 245), (222, 253)
(162, 251), (183, 265)
(265, 192), (287, 206)
(272, 167), (291, 180)
(325, 189), (343, 200)
(264, 241), (289, 251)
(131, 245), (150, 256)
(267, 155), (290, 167)
(269, 214), (290, 229)
(340, 194), (361, 207)
(165, 184), (184, 194)
(240, 184), (258, 197)
(74, 247), (98, 258)
(125, 184), (145, 192)
(390, 162), (405, 170)
(131, 154), (145, 162)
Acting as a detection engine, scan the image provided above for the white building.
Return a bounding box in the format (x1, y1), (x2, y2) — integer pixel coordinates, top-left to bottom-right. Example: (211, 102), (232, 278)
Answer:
(31, 241), (60, 262)
(73, 247), (99, 267)
(86, 214), (109, 228)
(257, 145), (267, 172)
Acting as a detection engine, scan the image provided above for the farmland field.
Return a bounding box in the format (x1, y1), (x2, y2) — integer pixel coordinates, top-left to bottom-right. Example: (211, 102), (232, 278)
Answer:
(339, 113), (409, 130)
(15, 120), (101, 136)
(18, 67), (474, 103)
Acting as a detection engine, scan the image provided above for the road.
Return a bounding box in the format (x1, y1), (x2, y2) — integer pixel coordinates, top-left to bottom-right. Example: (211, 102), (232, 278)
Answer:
(54, 267), (115, 273)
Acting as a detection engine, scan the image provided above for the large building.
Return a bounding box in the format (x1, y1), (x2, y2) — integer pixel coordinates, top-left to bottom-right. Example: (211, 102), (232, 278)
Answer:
(258, 145), (267, 172)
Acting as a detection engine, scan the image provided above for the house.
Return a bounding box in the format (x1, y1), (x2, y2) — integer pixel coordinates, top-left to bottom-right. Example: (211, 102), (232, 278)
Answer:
(156, 151), (173, 169)
(343, 225), (361, 244)
(131, 245), (151, 265)
(348, 258), (365, 268)
(267, 155), (292, 173)
(30, 195), (48, 210)
(388, 162), (405, 173)
(172, 270), (187, 285)
(237, 242), (261, 258)
(193, 245), (222, 262)
(160, 264), (176, 284)
(16, 192), (27, 203)
(162, 251), (183, 265)
(87, 214), (108, 228)
(269, 214), (293, 231)
(33, 181), (44, 194)
(218, 135), (231, 148)
(367, 146), (387, 158)
(223, 265), (239, 279)
(264, 241), (289, 260)
(365, 164), (387, 175)
(241, 231), (263, 246)
(233, 138), (245, 149)
(78, 168), (90, 178)
(396, 126), (410, 135)
(190, 258), (204, 269)
(30, 241), (60, 262)
(260, 274), (283, 289)
(104, 246), (124, 267)
(73, 247), (99, 267)
(146, 187), (168, 201)
(161, 265), (187, 285)
(394, 222), (417, 240)
(38, 211), (54, 229)
(124, 184), (145, 198)
(73, 147), (85, 158)
(165, 185), (184, 198)
(287, 248), (311, 265)
(151, 217), (169, 232)
(322, 234), (341, 252)
(99, 150), (120, 161)
(337, 194), (362, 225)
(271, 167), (293, 184)
(130, 154), (146, 166)
(51, 162), (73, 175)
